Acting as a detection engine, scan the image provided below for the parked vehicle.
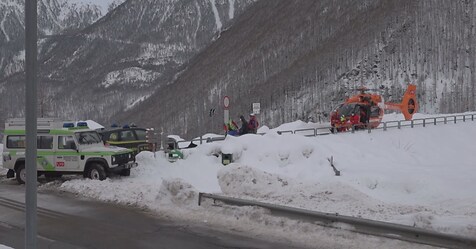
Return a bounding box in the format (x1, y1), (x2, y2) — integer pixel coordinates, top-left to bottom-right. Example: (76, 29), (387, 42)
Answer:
(98, 125), (154, 155)
(2, 118), (137, 184)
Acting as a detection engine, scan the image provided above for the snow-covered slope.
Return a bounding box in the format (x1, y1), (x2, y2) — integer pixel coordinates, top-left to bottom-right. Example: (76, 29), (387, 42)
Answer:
(118, 0), (476, 138)
(66, 0), (125, 15)
(0, 0), (105, 79)
(2, 112), (468, 248)
(1, 0), (474, 147)
(0, 0), (255, 128)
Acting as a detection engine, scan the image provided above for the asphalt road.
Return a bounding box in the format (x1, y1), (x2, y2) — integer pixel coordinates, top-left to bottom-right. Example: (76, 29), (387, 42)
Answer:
(0, 179), (303, 249)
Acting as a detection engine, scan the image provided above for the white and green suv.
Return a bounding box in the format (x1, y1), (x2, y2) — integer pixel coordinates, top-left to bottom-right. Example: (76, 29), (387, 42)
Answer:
(2, 118), (138, 184)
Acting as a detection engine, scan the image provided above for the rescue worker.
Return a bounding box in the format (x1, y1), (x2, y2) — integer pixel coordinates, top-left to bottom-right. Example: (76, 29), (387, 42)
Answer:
(239, 115), (249, 135)
(360, 106), (369, 127)
(339, 114), (348, 132)
(225, 119), (239, 136)
(350, 112), (360, 130)
(330, 110), (340, 133)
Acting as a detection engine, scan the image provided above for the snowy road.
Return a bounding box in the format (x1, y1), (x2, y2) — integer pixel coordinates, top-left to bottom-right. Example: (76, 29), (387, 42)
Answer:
(0, 182), (305, 249)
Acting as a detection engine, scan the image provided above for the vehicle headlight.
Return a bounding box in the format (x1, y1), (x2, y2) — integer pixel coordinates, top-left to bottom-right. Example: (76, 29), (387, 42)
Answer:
(111, 155), (116, 164)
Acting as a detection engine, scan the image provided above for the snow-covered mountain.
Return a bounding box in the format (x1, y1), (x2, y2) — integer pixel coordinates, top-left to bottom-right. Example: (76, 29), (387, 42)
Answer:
(66, 0), (125, 14)
(0, 0), (474, 139)
(0, 0), (255, 127)
(0, 0), (106, 79)
(116, 0), (476, 138)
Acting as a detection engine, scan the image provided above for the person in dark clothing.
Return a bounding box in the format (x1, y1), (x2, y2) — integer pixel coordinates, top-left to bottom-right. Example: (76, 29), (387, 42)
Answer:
(239, 115), (249, 135)
(360, 106), (370, 128)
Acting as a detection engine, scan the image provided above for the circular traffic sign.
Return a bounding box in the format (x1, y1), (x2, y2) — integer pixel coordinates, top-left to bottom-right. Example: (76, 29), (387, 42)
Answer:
(223, 96), (230, 108)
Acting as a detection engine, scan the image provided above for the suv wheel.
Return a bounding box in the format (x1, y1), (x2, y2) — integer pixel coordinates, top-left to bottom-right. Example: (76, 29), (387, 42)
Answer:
(15, 164), (26, 184)
(86, 164), (107, 181)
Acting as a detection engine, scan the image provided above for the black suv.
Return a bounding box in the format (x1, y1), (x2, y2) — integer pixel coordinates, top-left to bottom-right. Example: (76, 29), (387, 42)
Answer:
(98, 126), (153, 154)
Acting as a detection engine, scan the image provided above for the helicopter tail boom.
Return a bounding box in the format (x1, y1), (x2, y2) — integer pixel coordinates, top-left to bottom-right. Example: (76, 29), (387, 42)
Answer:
(384, 84), (418, 120)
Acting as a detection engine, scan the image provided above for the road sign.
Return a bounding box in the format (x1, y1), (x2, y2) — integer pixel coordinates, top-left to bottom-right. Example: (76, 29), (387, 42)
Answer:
(252, 103), (260, 114)
(224, 96), (230, 109)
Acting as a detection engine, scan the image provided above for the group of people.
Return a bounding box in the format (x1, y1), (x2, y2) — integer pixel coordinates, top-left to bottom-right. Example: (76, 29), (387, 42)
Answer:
(331, 107), (369, 133)
(225, 113), (259, 136)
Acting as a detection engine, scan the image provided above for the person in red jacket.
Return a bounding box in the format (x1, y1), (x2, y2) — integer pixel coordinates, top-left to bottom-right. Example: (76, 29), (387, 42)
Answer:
(248, 113), (259, 134)
(330, 110), (340, 133)
(350, 112), (360, 130)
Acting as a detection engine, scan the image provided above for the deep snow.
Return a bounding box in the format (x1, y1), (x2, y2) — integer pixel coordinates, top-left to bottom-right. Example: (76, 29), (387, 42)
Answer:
(1, 112), (475, 248)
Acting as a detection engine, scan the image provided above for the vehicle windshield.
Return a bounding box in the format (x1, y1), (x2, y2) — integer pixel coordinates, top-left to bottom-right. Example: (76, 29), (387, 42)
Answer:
(75, 131), (103, 145)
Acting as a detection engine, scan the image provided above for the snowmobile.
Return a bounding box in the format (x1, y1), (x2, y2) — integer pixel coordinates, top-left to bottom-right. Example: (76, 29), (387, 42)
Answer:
(330, 84), (418, 131)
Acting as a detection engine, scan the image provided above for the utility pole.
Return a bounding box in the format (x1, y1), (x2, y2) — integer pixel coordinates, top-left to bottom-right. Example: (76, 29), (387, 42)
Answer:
(25, 0), (38, 248)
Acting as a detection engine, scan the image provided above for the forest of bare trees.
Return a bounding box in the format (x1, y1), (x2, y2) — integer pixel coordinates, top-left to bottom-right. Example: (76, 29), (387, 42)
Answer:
(117, 0), (475, 138)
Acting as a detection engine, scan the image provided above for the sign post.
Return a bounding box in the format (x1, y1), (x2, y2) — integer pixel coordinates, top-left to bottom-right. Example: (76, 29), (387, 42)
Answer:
(223, 96), (230, 131)
(146, 128), (158, 158)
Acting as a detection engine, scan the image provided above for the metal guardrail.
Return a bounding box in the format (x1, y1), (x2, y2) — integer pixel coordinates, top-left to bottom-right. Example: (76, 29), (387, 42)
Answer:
(162, 114), (476, 149)
(198, 193), (476, 249)
(276, 113), (476, 136)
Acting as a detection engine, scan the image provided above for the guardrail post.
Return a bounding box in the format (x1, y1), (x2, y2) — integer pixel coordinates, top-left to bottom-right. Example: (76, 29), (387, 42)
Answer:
(454, 116), (457, 124)
(444, 117), (447, 124)
(383, 122), (387, 131)
(434, 118), (436, 125)
(368, 125), (371, 133)
(314, 128), (317, 137)
(351, 125), (355, 133)
(398, 121), (401, 129)
(463, 115), (466, 122)
(423, 119), (426, 127)
(472, 114), (474, 121)
(411, 120), (414, 128)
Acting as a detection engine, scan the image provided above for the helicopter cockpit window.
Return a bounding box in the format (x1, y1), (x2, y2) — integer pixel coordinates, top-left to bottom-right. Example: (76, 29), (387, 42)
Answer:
(370, 106), (381, 117)
(337, 104), (359, 116)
